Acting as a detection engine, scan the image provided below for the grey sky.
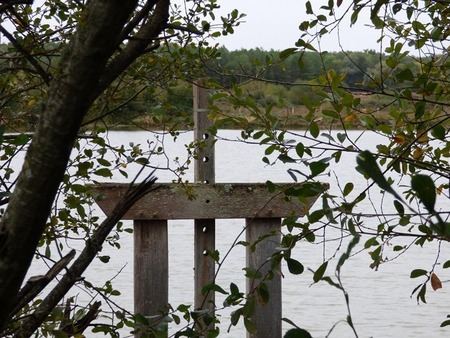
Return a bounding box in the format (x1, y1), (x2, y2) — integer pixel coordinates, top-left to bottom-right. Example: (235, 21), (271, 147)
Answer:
(213, 0), (382, 52)
(1, 1), (381, 52)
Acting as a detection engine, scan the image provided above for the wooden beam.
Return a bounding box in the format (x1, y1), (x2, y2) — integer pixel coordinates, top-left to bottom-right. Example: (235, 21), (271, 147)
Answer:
(91, 182), (328, 220)
(134, 220), (168, 336)
(246, 218), (282, 338)
(193, 82), (216, 332)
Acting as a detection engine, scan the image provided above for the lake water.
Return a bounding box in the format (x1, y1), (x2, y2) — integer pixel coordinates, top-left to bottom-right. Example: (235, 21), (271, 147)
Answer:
(28, 130), (450, 337)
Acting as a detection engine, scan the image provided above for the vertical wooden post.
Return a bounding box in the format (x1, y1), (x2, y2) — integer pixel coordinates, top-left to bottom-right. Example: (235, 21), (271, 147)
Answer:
(193, 82), (216, 330)
(134, 220), (169, 336)
(246, 218), (282, 338)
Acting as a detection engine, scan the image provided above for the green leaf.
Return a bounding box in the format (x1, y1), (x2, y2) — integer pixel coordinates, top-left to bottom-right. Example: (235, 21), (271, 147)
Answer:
(202, 283), (228, 296)
(309, 121), (319, 138)
(266, 180), (276, 193)
(443, 260), (450, 269)
(347, 219), (358, 236)
(243, 267), (262, 279)
(279, 154), (296, 163)
(305, 1), (313, 14)
(286, 258), (304, 275)
(284, 328), (313, 338)
(282, 317), (299, 328)
(410, 269), (428, 278)
(0, 124), (5, 143)
(309, 160), (329, 177)
(230, 282), (240, 295)
(257, 283), (270, 305)
(313, 261), (328, 283)
(356, 151), (402, 201)
(244, 318), (257, 335)
(295, 142), (305, 157)
(111, 289), (121, 296)
(135, 313), (149, 325)
(337, 236), (360, 271)
(414, 101), (426, 119)
(12, 133), (30, 145)
(70, 184), (88, 194)
(322, 109), (339, 118)
(343, 182), (354, 197)
(97, 158), (111, 167)
(431, 125), (445, 140)
(279, 48), (298, 59)
(411, 174), (436, 213)
(350, 7), (361, 25)
(321, 276), (342, 290)
(393, 200), (404, 217)
(243, 296), (255, 317)
(94, 168), (113, 177)
(337, 132), (346, 143)
(304, 230), (315, 242)
(135, 157), (149, 165)
(396, 68), (414, 82)
(265, 144), (277, 155)
(99, 255), (110, 263)
(230, 308), (242, 326)
(364, 236), (378, 248)
(417, 283), (427, 303)
(308, 209), (326, 223)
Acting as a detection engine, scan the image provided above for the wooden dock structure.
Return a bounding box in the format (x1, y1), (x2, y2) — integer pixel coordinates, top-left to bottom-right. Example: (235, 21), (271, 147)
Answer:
(92, 84), (326, 337)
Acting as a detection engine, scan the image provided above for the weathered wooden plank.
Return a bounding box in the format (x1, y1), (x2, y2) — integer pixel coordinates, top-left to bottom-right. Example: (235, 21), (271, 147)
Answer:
(246, 218), (282, 338)
(193, 82), (215, 184)
(92, 182), (328, 220)
(193, 83), (216, 330)
(134, 220), (168, 336)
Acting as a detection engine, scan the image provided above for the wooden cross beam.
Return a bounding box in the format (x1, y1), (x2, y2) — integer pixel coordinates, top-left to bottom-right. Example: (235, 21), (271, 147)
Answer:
(92, 182), (325, 220)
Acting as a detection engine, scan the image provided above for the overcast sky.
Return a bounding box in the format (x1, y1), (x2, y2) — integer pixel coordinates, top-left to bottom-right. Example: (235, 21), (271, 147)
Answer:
(1, 1), (381, 52)
(212, 0), (381, 52)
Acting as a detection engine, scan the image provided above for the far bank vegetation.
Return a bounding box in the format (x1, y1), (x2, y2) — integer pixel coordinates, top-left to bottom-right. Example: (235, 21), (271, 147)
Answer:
(1, 45), (419, 130)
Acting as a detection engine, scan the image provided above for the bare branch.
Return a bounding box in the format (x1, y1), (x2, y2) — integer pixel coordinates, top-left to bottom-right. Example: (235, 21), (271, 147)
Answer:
(16, 173), (158, 337)
(61, 301), (101, 336)
(97, 0), (170, 94)
(8, 250), (76, 319)
(0, 0), (33, 13)
(0, 25), (52, 84)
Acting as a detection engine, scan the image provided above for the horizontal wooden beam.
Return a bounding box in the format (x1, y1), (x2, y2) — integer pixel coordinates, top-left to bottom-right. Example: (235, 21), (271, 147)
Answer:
(91, 182), (328, 220)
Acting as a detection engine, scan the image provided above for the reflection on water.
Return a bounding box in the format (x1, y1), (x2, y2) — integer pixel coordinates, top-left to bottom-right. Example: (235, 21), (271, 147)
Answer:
(29, 130), (450, 337)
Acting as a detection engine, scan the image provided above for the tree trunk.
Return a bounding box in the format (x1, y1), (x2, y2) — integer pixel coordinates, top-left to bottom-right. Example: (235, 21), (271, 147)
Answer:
(0, 0), (139, 329)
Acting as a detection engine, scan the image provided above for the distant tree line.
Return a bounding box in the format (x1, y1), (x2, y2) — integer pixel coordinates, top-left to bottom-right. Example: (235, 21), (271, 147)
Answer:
(151, 47), (421, 118)
(206, 47), (419, 90)
(0, 42), (420, 129)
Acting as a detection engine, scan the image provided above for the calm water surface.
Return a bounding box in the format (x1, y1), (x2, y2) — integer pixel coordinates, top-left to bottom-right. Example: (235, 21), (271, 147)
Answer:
(31, 130), (450, 337)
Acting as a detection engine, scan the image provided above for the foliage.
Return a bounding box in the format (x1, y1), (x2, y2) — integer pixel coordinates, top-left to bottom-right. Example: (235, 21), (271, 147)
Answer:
(2, 0), (450, 337)
(204, 0), (450, 336)
(0, 1), (247, 337)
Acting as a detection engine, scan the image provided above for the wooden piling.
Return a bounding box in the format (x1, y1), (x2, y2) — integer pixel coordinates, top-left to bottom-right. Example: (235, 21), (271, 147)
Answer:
(134, 220), (168, 335)
(193, 82), (216, 332)
(246, 218), (282, 338)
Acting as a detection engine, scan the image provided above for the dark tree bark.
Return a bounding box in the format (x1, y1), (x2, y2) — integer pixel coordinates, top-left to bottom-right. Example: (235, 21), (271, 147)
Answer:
(0, 0), (150, 330)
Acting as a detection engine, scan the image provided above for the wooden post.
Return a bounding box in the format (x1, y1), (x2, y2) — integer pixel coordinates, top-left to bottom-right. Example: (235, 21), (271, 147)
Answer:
(134, 220), (168, 336)
(193, 83), (216, 331)
(93, 181), (326, 338)
(246, 218), (282, 338)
